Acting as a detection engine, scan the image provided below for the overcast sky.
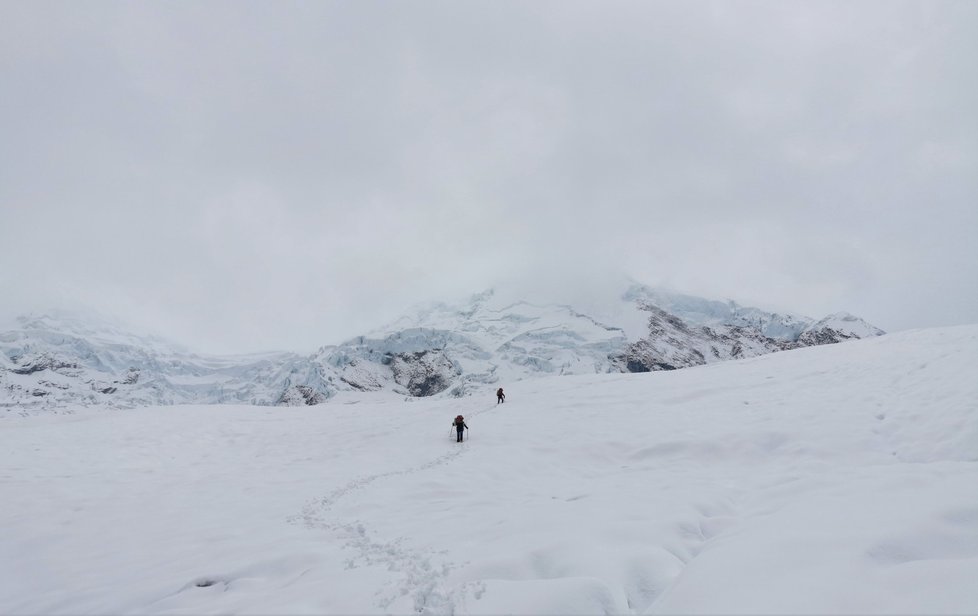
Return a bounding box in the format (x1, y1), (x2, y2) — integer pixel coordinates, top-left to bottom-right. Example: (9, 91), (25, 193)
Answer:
(1, 1), (976, 354)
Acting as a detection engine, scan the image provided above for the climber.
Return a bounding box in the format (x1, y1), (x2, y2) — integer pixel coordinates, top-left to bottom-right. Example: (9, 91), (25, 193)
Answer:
(453, 415), (468, 442)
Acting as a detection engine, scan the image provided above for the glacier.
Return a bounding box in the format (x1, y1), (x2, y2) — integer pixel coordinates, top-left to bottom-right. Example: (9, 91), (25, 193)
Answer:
(1, 285), (884, 413)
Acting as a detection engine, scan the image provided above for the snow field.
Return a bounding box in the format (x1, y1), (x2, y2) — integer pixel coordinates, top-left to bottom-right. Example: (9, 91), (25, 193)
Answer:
(1, 326), (976, 614)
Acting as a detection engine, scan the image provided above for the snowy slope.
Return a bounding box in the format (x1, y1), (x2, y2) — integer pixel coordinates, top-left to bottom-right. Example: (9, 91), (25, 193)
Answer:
(798, 312), (887, 345)
(1, 325), (975, 614)
(1, 286), (885, 411)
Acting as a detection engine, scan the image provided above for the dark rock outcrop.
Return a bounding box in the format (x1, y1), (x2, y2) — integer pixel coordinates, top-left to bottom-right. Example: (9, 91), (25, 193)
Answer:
(390, 350), (460, 397)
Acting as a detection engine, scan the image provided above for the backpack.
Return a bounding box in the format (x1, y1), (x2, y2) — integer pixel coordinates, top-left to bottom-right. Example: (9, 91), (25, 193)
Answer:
(455, 415), (464, 426)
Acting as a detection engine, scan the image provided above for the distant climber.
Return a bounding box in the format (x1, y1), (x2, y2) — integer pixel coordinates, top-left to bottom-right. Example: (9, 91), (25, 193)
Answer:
(496, 387), (505, 404)
(453, 415), (468, 442)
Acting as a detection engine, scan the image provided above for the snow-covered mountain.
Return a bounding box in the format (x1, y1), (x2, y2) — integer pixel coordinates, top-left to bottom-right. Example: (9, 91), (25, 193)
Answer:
(0, 285), (884, 412)
(310, 284), (883, 399)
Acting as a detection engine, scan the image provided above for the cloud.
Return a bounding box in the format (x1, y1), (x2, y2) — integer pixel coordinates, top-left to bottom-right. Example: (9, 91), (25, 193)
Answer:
(1, 0), (975, 352)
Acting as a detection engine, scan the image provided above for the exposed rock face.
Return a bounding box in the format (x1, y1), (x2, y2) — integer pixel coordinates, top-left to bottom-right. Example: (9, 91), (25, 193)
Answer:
(612, 304), (889, 373)
(611, 303), (793, 372)
(390, 350), (459, 397)
(277, 385), (327, 406)
(318, 330), (473, 397)
(9, 353), (81, 376)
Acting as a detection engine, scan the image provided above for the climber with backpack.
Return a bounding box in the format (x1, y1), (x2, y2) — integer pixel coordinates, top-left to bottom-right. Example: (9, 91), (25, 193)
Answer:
(496, 387), (505, 404)
(452, 415), (468, 442)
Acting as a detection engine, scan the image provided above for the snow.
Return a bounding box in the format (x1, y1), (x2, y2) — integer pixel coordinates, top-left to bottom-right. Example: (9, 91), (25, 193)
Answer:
(1, 326), (976, 614)
(804, 311), (887, 340)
